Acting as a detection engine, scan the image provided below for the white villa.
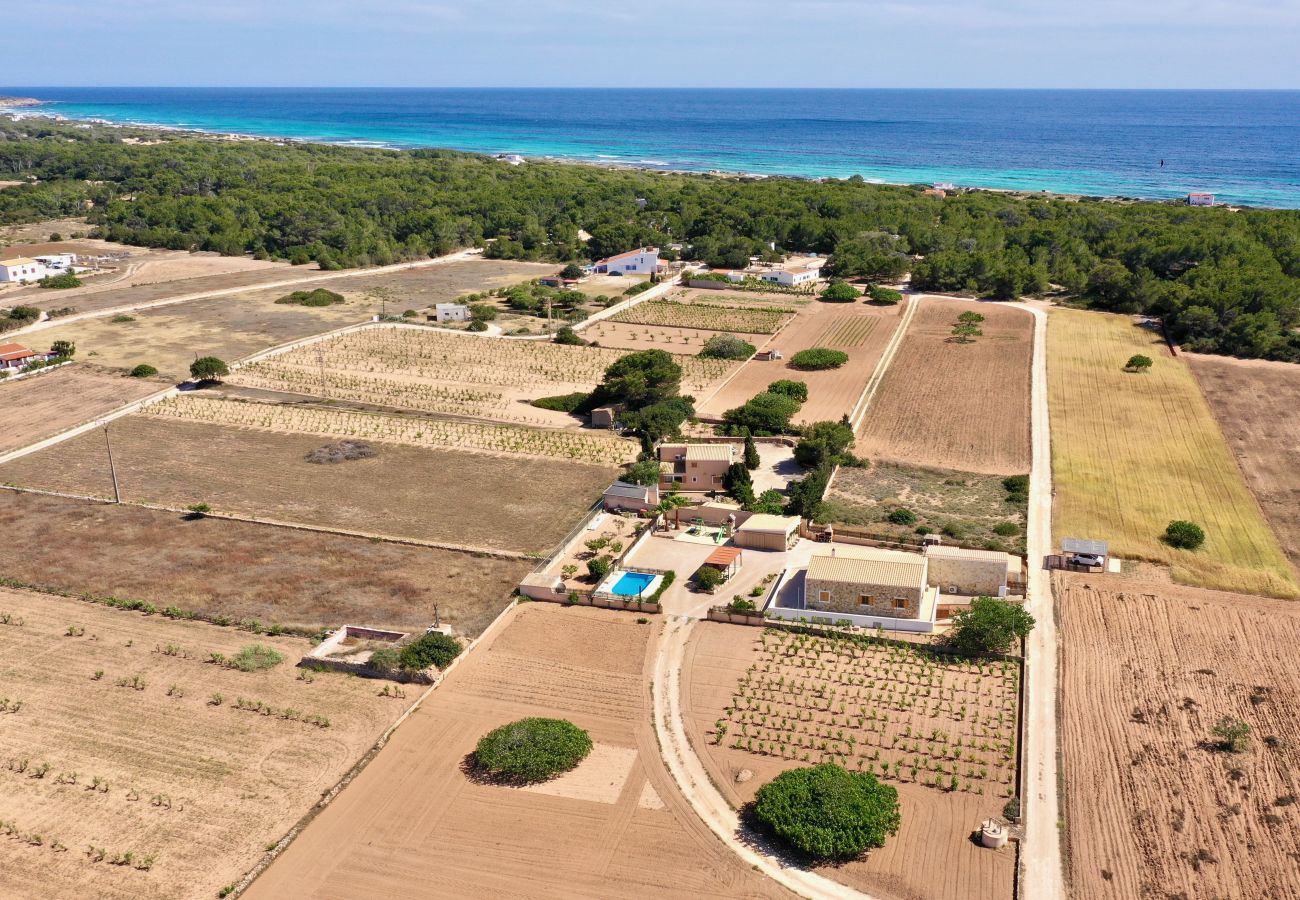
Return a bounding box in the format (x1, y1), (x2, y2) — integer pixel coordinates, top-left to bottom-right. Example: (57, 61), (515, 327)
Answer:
(0, 257), (49, 283)
(594, 247), (660, 275)
(433, 303), (471, 322)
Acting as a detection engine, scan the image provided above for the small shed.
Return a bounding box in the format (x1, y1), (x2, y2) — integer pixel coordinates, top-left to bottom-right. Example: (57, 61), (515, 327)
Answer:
(702, 546), (743, 580)
(590, 403), (625, 428)
(734, 514), (800, 551)
(433, 303), (471, 322)
(603, 480), (658, 513)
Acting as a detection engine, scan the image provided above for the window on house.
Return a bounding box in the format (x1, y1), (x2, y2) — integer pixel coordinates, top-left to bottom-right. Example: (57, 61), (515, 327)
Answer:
(818, 590), (830, 604)
(858, 594), (873, 606)
(893, 598), (907, 609)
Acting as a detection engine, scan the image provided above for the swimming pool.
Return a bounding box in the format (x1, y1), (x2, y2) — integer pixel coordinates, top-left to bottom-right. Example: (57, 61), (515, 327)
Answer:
(610, 571), (657, 596)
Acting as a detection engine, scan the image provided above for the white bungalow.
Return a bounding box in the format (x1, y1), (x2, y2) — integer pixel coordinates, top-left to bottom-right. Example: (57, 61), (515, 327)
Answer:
(593, 247), (660, 275)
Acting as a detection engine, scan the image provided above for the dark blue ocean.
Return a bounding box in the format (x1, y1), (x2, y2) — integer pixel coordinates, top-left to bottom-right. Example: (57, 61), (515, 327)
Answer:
(4, 88), (1299, 208)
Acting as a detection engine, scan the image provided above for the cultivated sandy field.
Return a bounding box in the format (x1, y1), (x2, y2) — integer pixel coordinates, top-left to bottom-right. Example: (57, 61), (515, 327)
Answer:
(1048, 309), (1297, 598)
(683, 622), (1018, 900)
(0, 366), (161, 455)
(247, 604), (787, 899)
(0, 492), (527, 636)
(1056, 571), (1300, 900)
(587, 320), (740, 355)
(855, 298), (1032, 476)
(697, 299), (906, 425)
(0, 414), (616, 554)
(0, 587), (405, 900)
(1186, 353), (1300, 570)
(231, 326), (737, 427)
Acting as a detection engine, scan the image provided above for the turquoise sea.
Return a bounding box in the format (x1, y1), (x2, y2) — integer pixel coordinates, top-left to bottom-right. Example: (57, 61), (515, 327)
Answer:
(4, 88), (1299, 208)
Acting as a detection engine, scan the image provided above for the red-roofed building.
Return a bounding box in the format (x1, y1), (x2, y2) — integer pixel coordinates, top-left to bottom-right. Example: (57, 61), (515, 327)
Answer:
(0, 342), (52, 371)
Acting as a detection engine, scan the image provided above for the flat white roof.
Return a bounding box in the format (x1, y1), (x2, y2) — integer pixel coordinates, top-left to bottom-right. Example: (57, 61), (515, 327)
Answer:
(737, 514), (799, 534)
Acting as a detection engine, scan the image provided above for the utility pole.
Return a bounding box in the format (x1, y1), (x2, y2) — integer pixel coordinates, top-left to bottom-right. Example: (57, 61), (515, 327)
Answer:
(315, 344), (328, 396)
(103, 425), (121, 504)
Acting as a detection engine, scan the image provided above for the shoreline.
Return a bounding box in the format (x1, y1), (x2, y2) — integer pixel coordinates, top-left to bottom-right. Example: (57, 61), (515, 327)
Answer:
(0, 98), (1261, 209)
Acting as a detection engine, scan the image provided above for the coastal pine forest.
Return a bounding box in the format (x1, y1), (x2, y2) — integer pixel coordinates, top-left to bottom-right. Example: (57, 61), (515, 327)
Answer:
(0, 119), (1297, 360)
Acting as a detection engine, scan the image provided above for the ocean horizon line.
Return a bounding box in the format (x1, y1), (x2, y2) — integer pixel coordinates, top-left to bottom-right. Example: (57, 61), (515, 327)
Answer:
(4, 87), (1298, 208)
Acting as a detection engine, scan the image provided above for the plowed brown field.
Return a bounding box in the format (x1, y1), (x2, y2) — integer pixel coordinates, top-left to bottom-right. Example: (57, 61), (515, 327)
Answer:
(683, 622), (1017, 900)
(856, 299), (1032, 475)
(697, 300), (906, 425)
(0, 587), (404, 900)
(246, 604), (788, 900)
(0, 366), (160, 455)
(1057, 571), (1300, 900)
(1186, 353), (1300, 571)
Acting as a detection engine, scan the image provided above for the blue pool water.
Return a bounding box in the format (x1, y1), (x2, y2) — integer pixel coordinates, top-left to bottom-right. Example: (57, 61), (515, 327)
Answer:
(3, 87), (1299, 206)
(611, 572), (656, 597)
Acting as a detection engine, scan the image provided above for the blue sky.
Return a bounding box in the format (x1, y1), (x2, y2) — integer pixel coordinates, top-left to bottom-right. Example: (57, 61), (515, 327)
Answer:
(7, 0), (1300, 88)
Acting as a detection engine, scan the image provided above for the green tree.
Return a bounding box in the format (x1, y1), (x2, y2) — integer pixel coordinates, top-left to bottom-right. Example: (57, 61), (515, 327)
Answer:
(189, 356), (230, 383)
(789, 348), (848, 370)
(828, 233), (911, 281)
(699, 333), (756, 360)
(587, 555), (613, 580)
(1124, 354), (1153, 372)
(868, 286), (902, 305)
(553, 325), (586, 345)
(397, 632), (462, 670)
(50, 339), (75, 358)
(794, 420), (856, 469)
(474, 718), (593, 783)
(559, 263), (585, 280)
(887, 508), (916, 526)
(694, 565), (725, 592)
(766, 379), (808, 402)
(754, 764), (901, 860)
(723, 461), (757, 507)
(819, 281), (860, 302)
(957, 310), (985, 325)
(947, 597), (1035, 656)
(623, 458), (663, 486)
(593, 349), (682, 411)
(1164, 520), (1206, 550)
(743, 433), (760, 470)
(723, 392), (802, 434)
(128, 364), (157, 378)
(621, 396), (694, 441)
(951, 323), (983, 344)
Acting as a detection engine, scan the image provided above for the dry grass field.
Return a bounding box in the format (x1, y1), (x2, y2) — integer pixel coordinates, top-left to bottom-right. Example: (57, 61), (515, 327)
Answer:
(136, 394), (638, 465)
(231, 326), (736, 427)
(0, 366), (161, 455)
(820, 462), (1028, 555)
(31, 259), (552, 378)
(0, 586), (405, 900)
(246, 604), (787, 900)
(684, 622), (1018, 900)
(0, 492), (527, 636)
(697, 299), (906, 425)
(856, 299), (1032, 476)
(0, 415), (616, 555)
(1186, 353), (1300, 570)
(1048, 309), (1298, 598)
(1056, 571), (1300, 900)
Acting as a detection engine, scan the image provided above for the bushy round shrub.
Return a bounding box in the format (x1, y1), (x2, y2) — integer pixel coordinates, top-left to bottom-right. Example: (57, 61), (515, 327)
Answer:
(474, 717), (593, 783)
(397, 631), (462, 671)
(754, 764), (901, 860)
(819, 281), (860, 302)
(699, 333), (756, 360)
(1164, 520), (1205, 550)
(886, 508), (916, 526)
(868, 286), (903, 305)
(128, 364), (158, 378)
(789, 348), (849, 370)
(993, 522), (1019, 536)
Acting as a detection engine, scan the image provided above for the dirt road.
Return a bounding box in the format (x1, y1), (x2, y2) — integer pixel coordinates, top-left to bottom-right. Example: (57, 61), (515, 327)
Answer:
(1016, 301), (1065, 900)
